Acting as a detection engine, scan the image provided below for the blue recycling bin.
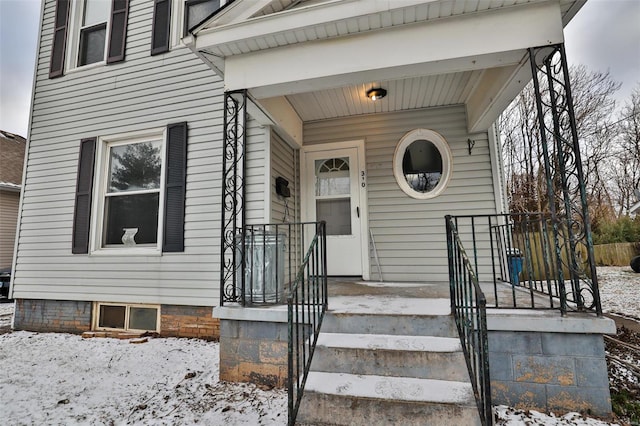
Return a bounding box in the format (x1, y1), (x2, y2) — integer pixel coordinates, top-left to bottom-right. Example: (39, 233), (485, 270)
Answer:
(507, 249), (523, 286)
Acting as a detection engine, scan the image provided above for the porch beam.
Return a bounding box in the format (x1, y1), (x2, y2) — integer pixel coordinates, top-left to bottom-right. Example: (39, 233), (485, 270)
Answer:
(256, 96), (303, 148)
(221, 2), (563, 98)
(466, 62), (532, 133)
(243, 95), (303, 148)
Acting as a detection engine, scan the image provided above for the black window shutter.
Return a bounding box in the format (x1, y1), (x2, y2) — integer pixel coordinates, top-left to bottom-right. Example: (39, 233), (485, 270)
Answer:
(151, 0), (171, 56)
(72, 138), (97, 254)
(49, 0), (70, 78)
(163, 122), (187, 252)
(106, 0), (129, 63)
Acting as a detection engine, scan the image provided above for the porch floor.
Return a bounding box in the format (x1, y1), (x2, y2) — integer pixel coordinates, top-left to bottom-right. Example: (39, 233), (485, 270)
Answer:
(326, 277), (560, 311)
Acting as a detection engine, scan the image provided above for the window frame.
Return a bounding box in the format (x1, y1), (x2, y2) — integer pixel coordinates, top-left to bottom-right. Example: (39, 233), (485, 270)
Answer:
(66, 0), (113, 71)
(168, 0), (228, 48)
(92, 302), (161, 333)
(392, 128), (453, 200)
(90, 128), (167, 255)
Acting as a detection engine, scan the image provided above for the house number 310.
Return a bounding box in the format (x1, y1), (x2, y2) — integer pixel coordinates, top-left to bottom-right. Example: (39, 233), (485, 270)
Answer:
(361, 171), (366, 188)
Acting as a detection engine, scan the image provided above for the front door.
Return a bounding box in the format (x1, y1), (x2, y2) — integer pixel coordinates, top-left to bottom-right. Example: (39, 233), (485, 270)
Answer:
(302, 141), (368, 277)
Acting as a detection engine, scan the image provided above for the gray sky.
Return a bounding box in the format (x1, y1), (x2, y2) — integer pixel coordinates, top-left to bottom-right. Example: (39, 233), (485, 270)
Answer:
(1, 0), (639, 138)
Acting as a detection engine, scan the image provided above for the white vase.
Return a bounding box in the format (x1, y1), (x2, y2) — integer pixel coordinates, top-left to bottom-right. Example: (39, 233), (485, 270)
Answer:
(121, 228), (138, 246)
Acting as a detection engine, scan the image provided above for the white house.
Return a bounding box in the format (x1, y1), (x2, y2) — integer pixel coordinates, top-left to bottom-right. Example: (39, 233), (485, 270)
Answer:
(12, 0), (615, 423)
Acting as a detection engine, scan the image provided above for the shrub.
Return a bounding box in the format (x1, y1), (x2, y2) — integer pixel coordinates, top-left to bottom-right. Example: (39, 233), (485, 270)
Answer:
(592, 215), (640, 245)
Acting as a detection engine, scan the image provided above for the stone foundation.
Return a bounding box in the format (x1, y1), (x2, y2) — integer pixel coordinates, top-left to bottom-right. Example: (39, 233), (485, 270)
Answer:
(487, 312), (615, 417)
(215, 306), (289, 388)
(160, 304), (219, 340)
(14, 299), (92, 333)
(14, 299), (218, 340)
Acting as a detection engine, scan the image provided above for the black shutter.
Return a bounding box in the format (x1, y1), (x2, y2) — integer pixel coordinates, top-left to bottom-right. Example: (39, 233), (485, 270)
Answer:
(72, 138), (96, 254)
(107, 0), (129, 63)
(163, 122), (187, 252)
(151, 0), (171, 56)
(49, 0), (70, 78)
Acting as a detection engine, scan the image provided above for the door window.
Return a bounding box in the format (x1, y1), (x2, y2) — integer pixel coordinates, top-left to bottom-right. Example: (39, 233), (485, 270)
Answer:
(315, 158), (351, 235)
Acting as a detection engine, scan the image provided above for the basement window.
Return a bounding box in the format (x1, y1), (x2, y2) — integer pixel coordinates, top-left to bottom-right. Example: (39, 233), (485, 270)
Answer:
(393, 129), (452, 200)
(93, 303), (160, 332)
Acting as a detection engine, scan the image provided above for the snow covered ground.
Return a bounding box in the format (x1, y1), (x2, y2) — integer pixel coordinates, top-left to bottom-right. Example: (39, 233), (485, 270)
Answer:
(0, 301), (13, 329)
(0, 329), (287, 425)
(597, 266), (640, 320)
(0, 265), (636, 425)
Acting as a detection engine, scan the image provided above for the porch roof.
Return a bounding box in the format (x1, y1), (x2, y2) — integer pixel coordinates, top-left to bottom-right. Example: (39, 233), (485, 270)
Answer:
(187, 0), (586, 133)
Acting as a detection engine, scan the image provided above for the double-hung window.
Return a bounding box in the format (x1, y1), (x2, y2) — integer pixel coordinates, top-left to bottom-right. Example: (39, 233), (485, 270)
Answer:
(77, 0), (110, 66)
(102, 137), (164, 248)
(49, 0), (129, 77)
(72, 123), (187, 255)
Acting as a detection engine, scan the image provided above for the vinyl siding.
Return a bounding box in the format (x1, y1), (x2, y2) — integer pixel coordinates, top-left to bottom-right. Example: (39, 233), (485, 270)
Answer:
(270, 131), (299, 225)
(0, 191), (20, 269)
(13, 0), (269, 305)
(270, 131), (302, 280)
(245, 120), (267, 225)
(304, 105), (497, 282)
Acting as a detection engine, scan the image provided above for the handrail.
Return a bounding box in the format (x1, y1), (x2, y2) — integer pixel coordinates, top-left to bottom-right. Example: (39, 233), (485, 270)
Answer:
(446, 215), (492, 426)
(287, 221), (327, 425)
(448, 213), (601, 314)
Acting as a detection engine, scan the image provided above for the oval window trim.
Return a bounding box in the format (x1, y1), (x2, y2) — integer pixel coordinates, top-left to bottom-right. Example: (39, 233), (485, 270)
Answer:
(393, 128), (452, 200)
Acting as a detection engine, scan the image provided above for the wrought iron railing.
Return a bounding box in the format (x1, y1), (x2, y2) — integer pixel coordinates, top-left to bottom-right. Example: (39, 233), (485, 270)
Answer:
(287, 221), (327, 425)
(446, 216), (492, 426)
(221, 222), (326, 306)
(448, 213), (602, 314)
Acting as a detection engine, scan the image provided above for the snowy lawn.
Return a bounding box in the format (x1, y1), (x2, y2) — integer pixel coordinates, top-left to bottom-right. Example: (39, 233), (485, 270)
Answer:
(0, 330), (287, 425)
(0, 265), (637, 425)
(597, 266), (640, 320)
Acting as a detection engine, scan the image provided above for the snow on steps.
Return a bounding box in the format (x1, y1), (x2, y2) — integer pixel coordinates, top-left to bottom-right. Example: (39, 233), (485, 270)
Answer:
(311, 333), (470, 381)
(296, 297), (481, 425)
(321, 297), (457, 337)
(296, 372), (480, 426)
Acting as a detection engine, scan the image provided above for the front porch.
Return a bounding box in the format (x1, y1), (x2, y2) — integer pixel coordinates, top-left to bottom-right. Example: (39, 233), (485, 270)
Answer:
(215, 276), (614, 424)
(184, 1), (611, 423)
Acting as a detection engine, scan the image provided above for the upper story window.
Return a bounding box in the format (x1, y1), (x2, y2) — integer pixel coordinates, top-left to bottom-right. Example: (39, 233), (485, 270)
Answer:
(77, 0), (110, 66)
(49, 0), (129, 78)
(152, 0), (227, 55)
(184, 0), (223, 36)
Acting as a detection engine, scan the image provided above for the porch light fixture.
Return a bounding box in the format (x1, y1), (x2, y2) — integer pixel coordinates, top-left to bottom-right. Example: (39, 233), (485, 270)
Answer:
(366, 88), (387, 101)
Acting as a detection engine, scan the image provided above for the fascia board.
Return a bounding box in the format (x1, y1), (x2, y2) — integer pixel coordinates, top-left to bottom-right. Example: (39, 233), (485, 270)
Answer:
(223, 2), (563, 95)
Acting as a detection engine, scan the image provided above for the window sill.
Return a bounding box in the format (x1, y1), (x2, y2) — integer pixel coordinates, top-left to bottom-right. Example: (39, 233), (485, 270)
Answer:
(65, 61), (106, 75)
(90, 247), (162, 257)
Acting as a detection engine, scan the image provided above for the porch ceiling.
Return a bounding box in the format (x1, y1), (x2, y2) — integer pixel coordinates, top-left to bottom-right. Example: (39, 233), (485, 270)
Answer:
(188, 0), (586, 132)
(285, 71), (483, 122)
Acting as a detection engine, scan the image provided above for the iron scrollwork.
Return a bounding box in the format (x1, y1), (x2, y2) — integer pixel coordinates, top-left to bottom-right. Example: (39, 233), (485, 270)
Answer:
(220, 90), (248, 305)
(528, 45), (601, 314)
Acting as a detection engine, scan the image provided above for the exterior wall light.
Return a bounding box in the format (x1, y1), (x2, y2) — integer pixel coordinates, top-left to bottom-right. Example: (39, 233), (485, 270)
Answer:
(366, 88), (387, 101)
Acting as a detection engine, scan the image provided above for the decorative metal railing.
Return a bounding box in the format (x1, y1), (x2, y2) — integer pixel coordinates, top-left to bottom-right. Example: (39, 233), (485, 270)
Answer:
(446, 216), (492, 426)
(448, 213), (602, 314)
(287, 221), (327, 426)
(528, 44), (601, 315)
(220, 90), (247, 306)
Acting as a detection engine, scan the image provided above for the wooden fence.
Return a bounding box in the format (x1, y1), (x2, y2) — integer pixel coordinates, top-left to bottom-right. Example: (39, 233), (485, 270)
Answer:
(593, 242), (640, 266)
(512, 228), (639, 281)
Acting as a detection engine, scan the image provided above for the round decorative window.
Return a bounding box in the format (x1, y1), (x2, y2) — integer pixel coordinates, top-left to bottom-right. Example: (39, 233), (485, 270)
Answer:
(393, 129), (452, 199)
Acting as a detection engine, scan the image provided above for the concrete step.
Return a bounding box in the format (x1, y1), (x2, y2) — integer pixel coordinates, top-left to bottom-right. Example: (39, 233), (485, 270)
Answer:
(296, 372), (481, 426)
(310, 332), (469, 381)
(322, 297), (456, 337)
